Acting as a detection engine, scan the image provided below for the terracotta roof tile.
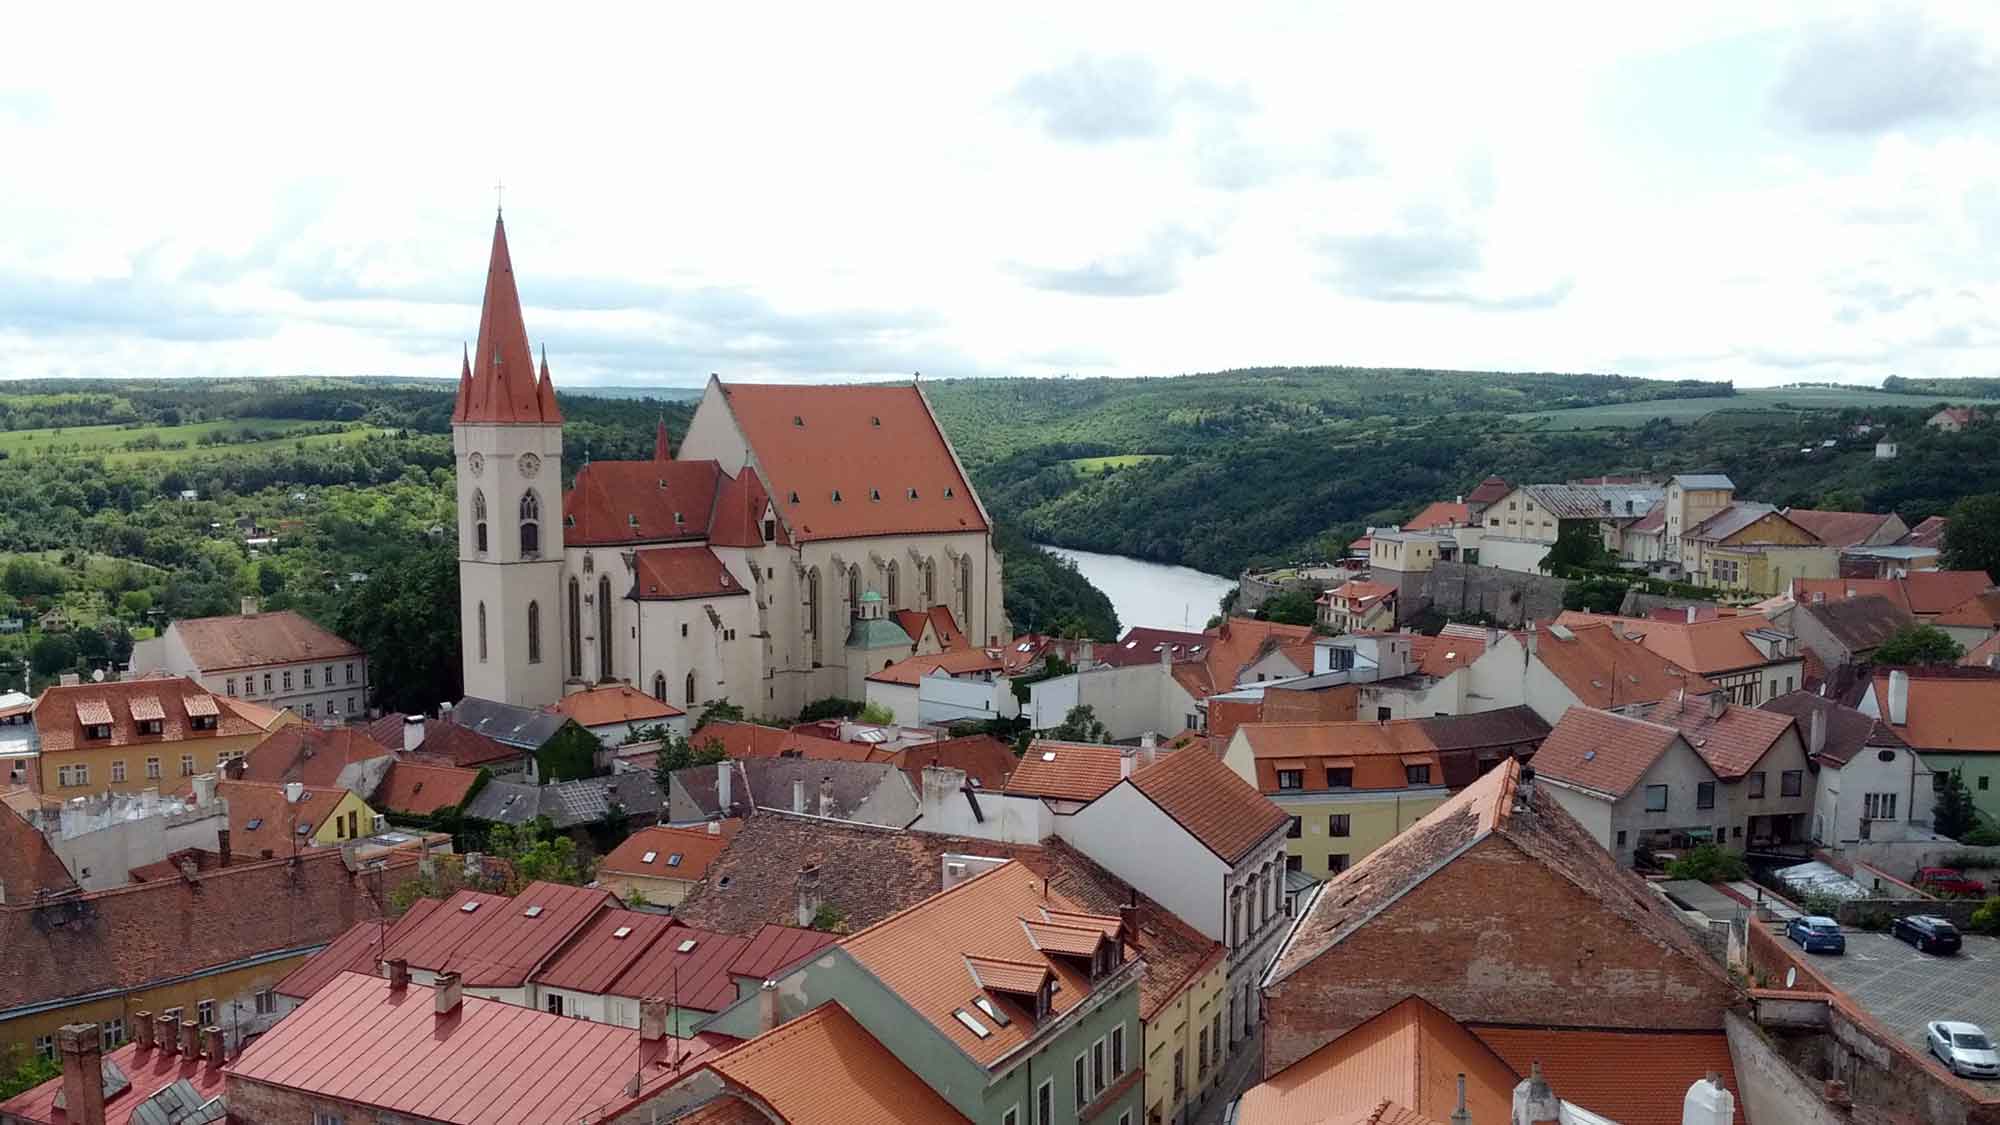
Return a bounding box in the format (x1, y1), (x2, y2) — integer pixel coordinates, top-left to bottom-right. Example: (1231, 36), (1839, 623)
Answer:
(1782, 509), (1898, 549)
(218, 779), (350, 858)
(232, 724), (388, 788)
(0, 848), (420, 1015)
(1797, 594), (1915, 655)
(1129, 743), (1290, 863)
(1868, 670), (2000, 752)
(1529, 708), (1688, 797)
(562, 460), (721, 546)
(1417, 634), (1485, 677)
(1465, 476), (1512, 508)
(1535, 620), (1716, 702)
(1235, 721), (1442, 793)
(1096, 627), (1212, 668)
(881, 733), (1019, 792)
(700, 1003), (971, 1124)
(721, 382), (986, 542)
(0, 1037), (227, 1125)
(275, 899), (443, 999)
(1403, 501), (1470, 530)
(1005, 740), (1126, 801)
(1470, 1026), (1743, 1125)
(707, 466), (785, 550)
(34, 676), (256, 754)
(552, 683), (686, 726)
(1899, 515), (1948, 549)
(227, 973), (728, 1125)
(1794, 571), (1996, 616)
(1761, 691), (1879, 766)
(1937, 590), (2000, 628)
(632, 546), (749, 601)
(372, 760), (483, 816)
(1646, 693), (1797, 779)
(1964, 631), (2000, 669)
(0, 804), (78, 898)
(600, 821), (744, 884)
(165, 608), (360, 671)
(1235, 996), (1516, 1125)
(866, 645), (1005, 685)
(692, 721), (864, 761)
(393, 718), (522, 769)
(379, 881), (613, 988)
(724, 923), (839, 982)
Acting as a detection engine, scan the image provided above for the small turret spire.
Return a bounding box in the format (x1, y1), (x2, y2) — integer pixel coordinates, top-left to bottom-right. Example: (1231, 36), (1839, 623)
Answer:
(535, 342), (562, 423)
(654, 415), (672, 461)
(452, 344), (473, 421)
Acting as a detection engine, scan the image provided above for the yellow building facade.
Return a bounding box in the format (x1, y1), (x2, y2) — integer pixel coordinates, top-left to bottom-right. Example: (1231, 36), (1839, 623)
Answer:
(1142, 949), (1227, 1125)
(0, 953), (306, 1061)
(31, 677), (266, 798)
(1270, 789), (1448, 878)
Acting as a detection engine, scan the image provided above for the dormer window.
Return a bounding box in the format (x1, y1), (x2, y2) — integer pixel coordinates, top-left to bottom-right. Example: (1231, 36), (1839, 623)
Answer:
(190, 715), (217, 732)
(792, 415), (805, 427)
(870, 416), (881, 427)
(84, 723), (111, 741)
(907, 488), (919, 499)
(137, 719), (162, 736)
(674, 512), (685, 525)
(762, 518), (775, 542)
(628, 513), (640, 527)
(869, 489), (881, 502)
(830, 490), (842, 503)
(943, 487), (955, 498)
(788, 491), (799, 504)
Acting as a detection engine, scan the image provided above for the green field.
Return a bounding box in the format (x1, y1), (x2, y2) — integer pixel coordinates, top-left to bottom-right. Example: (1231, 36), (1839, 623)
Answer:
(1512, 387), (2000, 430)
(1066, 454), (1169, 473)
(0, 419), (392, 464)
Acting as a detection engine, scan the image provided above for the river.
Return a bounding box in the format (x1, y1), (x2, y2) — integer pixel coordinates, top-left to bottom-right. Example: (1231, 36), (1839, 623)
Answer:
(1035, 544), (1236, 633)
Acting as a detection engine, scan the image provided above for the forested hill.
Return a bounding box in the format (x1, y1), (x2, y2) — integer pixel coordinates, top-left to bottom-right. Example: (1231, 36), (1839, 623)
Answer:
(924, 368), (2000, 577)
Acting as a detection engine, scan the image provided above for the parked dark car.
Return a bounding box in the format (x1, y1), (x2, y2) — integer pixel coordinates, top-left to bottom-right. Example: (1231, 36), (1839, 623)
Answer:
(1893, 914), (1963, 954)
(1785, 916), (1846, 954)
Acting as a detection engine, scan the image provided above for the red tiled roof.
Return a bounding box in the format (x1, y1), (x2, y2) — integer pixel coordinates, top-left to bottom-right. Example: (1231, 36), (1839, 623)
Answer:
(551, 683), (685, 726)
(1096, 627), (1211, 668)
(1327, 580), (1394, 607)
(1005, 740), (1126, 801)
(1235, 995), (1517, 1125)
(1530, 708), (1688, 797)
(1647, 693), (1797, 779)
(1465, 475), (1512, 508)
(1937, 590), (2000, 628)
(373, 761), (482, 816)
(232, 725), (387, 788)
(33, 676), (257, 754)
(725, 923), (839, 982)
(562, 460), (722, 546)
(0, 805), (77, 898)
(1533, 621), (1714, 705)
(1552, 611), (1783, 676)
(1129, 743), (1289, 864)
(455, 215), (560, 425)
(532, 907), (679, 996)
(606, 925), (751, 1012)
(600, 822), (743, 884)
(0, 1037), (226, 1125)
(1964, 631), (2000, 669)
(693, 721), (870, 762)
(1782, 509), (1898, 549)
(227, 972), (725, 1125)
(1233, 721), (1442, 793)
(1470, 1026), (1743, 1125)
(1793, 571), (1996, 616)
(275, 899), (442, 1000)
(218, 779), (350, 858)
(377, 717), (521, 769)
(866, 645), (1004, 685)
(698, 1003), (972, 1124)
(1403, 501), (1470, 531)
(721, 382), (986, 542)
(1900, 515), (1948, 549)
(632, 546), (749, 601)
(707, 465), (786, 550)
(166, 608), (360, 671)
(1418, 633), (1485, 677)
(881, 733), (1020, 792)
(380, 882), (613, 988)
(1868, 671), (2000, 751)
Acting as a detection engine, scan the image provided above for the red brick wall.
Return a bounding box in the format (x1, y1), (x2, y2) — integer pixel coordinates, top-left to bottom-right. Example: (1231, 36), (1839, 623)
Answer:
(1259, 685), (1358, 726)
(1262, 833), (1736, 1074)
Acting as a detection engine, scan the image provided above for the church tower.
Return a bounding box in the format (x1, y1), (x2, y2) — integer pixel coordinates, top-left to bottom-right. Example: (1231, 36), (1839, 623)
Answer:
(453, 213), (565, 707)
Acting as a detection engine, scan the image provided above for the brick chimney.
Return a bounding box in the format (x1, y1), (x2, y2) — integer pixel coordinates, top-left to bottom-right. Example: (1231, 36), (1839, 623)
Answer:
(1511, 1060), (1561, 1125)
(1707, 691), (1727, 720)
(757, 979), (781, 1032)
(217, 828), (232, 866)
(1888, 669), (1910, 726)
(639, 996), (670, 1042)
(387, 958), (410, 991)
(203, 1026), (226, 1063)
(817, 776), (834, 818)
(178, 1020), (198, 1058)
(796, 864), (822, 927)
(155, 1014), (178, 1055)
(434, 970), (464, 1017)
(133, 1010), (154, 1050)
(58, 1024), (106, 1125)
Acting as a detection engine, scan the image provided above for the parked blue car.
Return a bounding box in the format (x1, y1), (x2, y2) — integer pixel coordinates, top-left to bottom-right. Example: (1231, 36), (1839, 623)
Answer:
(1786, 915), (1846, 954)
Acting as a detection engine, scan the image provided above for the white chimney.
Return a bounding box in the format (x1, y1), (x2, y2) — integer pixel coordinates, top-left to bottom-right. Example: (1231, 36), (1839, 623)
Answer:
(1686, 605), (1697, 624)
(1120, 747), (1136, 780)
(403, 716), (425, 753)
(717, 760), (733, 812)
(1808, 708), (1826, 756)
(191, 773), (217, 806)
(818, 776), (834, 818)
(240, 597), (259, 617)
(284, 781), (304, 804)
(707, 816), (722, 835)
(1681, 1073), (1736, 1125)
(1887, 669), (1910, 726)
(792, 777), (806, 814)
(1511, 1061), (1562, 1125)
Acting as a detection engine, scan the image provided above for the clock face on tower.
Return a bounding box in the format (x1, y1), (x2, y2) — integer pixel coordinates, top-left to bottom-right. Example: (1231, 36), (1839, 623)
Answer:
(518, 453), (542, 479)
(467, 452), (484, 477)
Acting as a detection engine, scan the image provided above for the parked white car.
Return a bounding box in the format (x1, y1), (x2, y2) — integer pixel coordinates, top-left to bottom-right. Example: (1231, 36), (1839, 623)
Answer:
(1928, 1021), (2000, 1079)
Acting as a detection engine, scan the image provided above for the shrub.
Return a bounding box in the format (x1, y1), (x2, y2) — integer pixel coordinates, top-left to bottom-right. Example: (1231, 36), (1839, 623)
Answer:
(1859, 910), (1894, 932)
(1971, 898), (2000, 936)
(1962, 826), (2000, 848)
(1664, 844), (1748, 883)
(1800, 890), (1845, 919)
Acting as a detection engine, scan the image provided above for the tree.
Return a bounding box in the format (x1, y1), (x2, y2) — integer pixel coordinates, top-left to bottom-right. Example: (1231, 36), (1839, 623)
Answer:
(1819, 488), (1865, 512)
(1942, 493), (2000, 579)
(1542, 520), (1615, 572)
(648, 729), (729, 794)
(1873, 625), (1965, 666)
(0, 1046), (59, 1099)
(858, 701), (896, 724)
(1254, 588), (1320, 626)
(336, 541), (461, 714)
(534, 723), (601, 783)
(1664, 843), (1748, 883)
(698, 699), (746, 725)
(1049, 704), (1110, 743)
(1935, 767), (1980, 841)
(799, 697), (864, 723)
(28, 634), (78, 677)
(486, 819), (591, 887)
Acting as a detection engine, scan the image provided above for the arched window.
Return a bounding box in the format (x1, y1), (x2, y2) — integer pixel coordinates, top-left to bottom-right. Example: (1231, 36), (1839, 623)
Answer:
(597, 576), (613, 681)
(685, 672), (696, 707)
(958, 554), (973, 628)
(921, 557), (936, 605)
(847, 565), (861, 610)
(805, 567), (822, 664)
(652, 672), (667, 702)
(476, 602), (488, 663)
(519, 490), (541, 557)
(527, 601), (541, 664)
(472, 490), (489, 554)
(567, 578), (582, 678)
(886, 560), (899, 607)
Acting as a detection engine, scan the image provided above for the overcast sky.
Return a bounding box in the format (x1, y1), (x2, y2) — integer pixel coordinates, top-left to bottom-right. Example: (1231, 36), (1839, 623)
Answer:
(4, 2), (1999, 388)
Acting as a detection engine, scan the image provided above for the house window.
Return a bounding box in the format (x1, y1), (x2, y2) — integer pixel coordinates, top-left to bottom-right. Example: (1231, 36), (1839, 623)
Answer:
(101, 1018), (126, 1050)
(312, 1112), (345, 1125)
(652, 673), (667, 702)
(886, 560), (900, 606)
(527, 601), (542, 664)
(1405, 764), (1431, 785)
(33, 1035), (53, 1061)
(1092, 1038), (1106, 1096)
(1330, 853), (1351, 873)
(1002, 1110), (1019, 1125)
(1864, 792), (1898, 820)
(1111, 1024), (1126, 1077)
(304, 703), (315, 719)
(111, 760), (126, 783)
(181, 754), (196, 777)
(1038, 1079), (1054, 1125)
(225, 678), (236, 697)
(1983, 776), (1992, 791)
(1276, 769), (1303, 790)
(146, 757), (161, 780)
(598, 576), (614, 680)
(57, 764), (88, 787)
(1781, 770), (1803, 797)
(1172, 1049), (1185, 1099)
(197, 999), (215, 1026)
(1645, 784), (1669, 812)
(685, 672), (696, 707)
(255, 989), (276, 1015)
(1697, 782), (1715, 810)
(1285, 854), (1301, 872)
(1185, 713), (1199, 730)
(1074, 1053), (1088, 1109)
(478, 602), (488, 663)
(262, 673), (272, 694)
(547, 994), (565, 1016)
(1747, 772), (1766, 799)
(137, 717), (162, 736)
(1616, 830), (1627, 848)
(303, 666), (314, 688)
(1197, 1028), (1209, 1079)
(473, 488), (489, 553)
(519, 490), (542, 557)
(1329, 814), (1351, 837)
(282, 670), (293, 692)
(1327, 767), (1352, 788)
(1285, 816), (1301, 839)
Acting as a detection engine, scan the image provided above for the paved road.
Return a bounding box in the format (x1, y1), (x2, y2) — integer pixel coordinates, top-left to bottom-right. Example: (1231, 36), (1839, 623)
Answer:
(1190, 1027), (1264, 1125)
(1790, 929), (2000, 1081)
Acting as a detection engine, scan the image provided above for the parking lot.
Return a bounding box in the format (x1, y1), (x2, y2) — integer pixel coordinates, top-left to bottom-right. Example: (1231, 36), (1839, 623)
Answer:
(1789, 928), (2000, 1079)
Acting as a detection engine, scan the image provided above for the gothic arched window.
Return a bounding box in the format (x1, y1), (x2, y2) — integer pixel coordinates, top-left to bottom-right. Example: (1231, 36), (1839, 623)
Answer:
(958, 555), (974, 633)
(476, 602), (488, 663)
(567, 578), (582, 678)
(653, 672), (667, 702)
(519, 490), (541, 557)
(886, 560), (900, 607)
(597, 576), (613, 681)
(472, 489), (489, 554)
(685, 672), (696, 707)
(527, 601), (541, 664)
(921, 557), (936, 606)
(805, 567), (822, 665)
(848, 565), (861, 610)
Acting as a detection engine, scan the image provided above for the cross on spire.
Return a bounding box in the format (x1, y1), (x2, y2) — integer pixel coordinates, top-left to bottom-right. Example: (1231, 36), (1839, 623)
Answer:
(494, 179), (504, 214)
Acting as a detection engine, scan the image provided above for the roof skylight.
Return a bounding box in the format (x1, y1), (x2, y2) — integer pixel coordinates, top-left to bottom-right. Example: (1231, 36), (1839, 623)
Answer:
(952, 1009), (992, 1038)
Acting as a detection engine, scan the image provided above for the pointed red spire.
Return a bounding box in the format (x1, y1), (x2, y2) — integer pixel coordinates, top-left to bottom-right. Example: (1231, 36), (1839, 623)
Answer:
(459, 214), (546, 424)
(535, 344), (563, 423)
(654, 416), (672, 461)
(452, 344), (473, 422)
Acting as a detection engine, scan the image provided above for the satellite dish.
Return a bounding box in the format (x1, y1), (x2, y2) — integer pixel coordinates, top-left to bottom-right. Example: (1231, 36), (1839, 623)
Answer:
(91, 669), (105, 683)
(1785, 967), (1798, 989)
